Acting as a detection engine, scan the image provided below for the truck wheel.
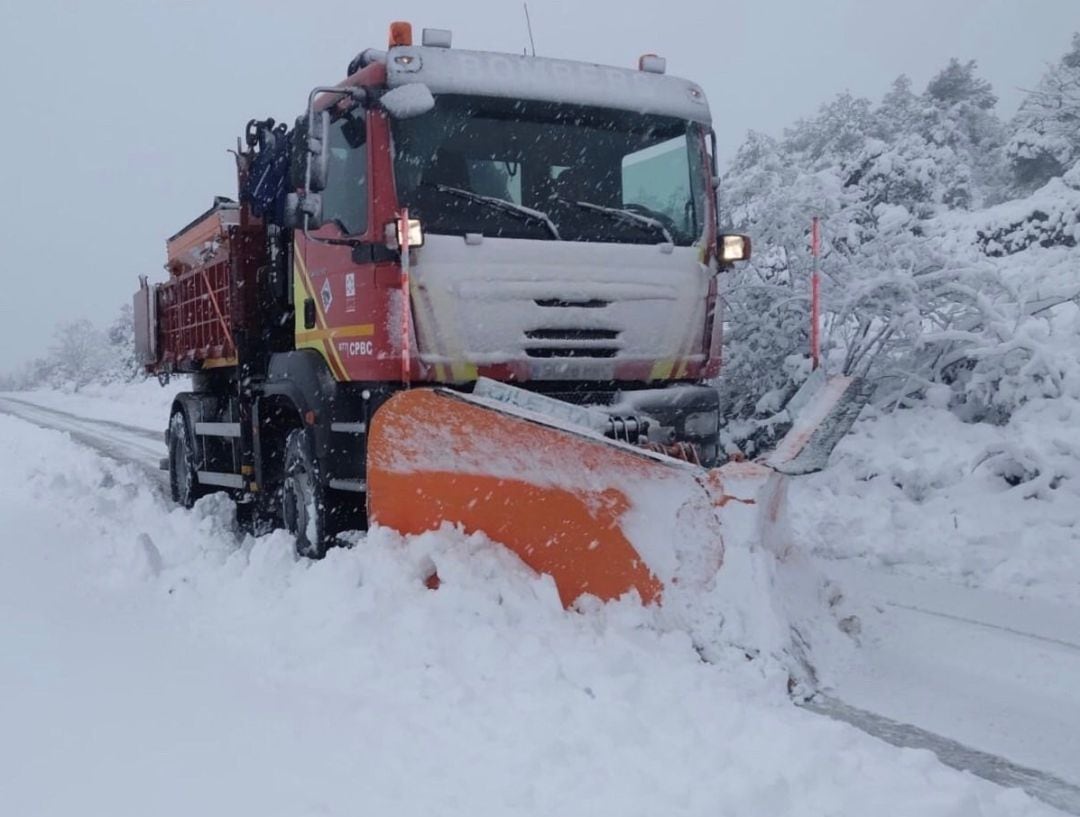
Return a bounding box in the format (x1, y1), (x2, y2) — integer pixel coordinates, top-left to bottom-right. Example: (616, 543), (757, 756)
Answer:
(168, 412), (205, 509)
(282, 428), (330, 558)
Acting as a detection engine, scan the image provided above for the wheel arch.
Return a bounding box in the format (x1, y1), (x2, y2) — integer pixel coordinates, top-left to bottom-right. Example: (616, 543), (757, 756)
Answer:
(263, 350), (339, 458)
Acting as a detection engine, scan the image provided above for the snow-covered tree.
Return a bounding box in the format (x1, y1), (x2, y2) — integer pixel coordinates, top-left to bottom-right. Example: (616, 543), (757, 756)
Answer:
(1, 305), (150, 390)
(1007, 33), (1080, 192)
(106, 302), (144, 382)
(783, 93), (873, 171)
(48, 318), (113, 391)
(920, 59), (1006, 209)
(716, 52), (1072, 434)
(872, 75), (921, 139)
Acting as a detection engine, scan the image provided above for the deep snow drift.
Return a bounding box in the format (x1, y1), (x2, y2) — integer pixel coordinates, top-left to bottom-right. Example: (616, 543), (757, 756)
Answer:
(793, 304), (1080, 607)
(0, 412), (1065, 816)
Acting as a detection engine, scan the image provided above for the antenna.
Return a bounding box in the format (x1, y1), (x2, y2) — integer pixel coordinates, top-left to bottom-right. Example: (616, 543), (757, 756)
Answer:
(523, 3), (536, 56)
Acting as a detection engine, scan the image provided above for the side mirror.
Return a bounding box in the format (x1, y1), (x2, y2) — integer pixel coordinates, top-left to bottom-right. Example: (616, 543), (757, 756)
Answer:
(296, 85), (365, 239)
(380, 83), (435, 119)
(285, 191), (323, 230)
(307, 109), (331, 193)
(719, 234), (751, 264)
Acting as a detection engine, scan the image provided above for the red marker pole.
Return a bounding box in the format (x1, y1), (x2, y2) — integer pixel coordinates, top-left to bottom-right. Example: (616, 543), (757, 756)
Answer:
(810, 216), (822, 371)
(399, 208), (412, 387)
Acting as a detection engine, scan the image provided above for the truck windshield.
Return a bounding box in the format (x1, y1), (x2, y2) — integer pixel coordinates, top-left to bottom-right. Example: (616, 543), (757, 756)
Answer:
(391, 94), (708, 246)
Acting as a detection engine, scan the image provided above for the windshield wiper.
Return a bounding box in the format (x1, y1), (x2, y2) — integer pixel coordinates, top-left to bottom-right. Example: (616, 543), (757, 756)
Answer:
(569, 200), (673, 244)
(435, 184), (561, 240)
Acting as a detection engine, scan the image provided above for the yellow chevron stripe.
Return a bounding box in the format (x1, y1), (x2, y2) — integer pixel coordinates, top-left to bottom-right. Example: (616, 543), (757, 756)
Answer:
(293, 253), (350, 381)
(649, 360), (675, 381)
(450, 360), (478, 382)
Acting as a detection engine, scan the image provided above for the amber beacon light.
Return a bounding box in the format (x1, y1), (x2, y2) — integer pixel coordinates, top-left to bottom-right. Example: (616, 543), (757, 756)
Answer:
(389, 21), (413, 47)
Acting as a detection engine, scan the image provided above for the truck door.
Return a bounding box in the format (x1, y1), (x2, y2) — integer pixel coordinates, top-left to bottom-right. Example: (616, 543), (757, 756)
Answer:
(295, 107), (387, 381)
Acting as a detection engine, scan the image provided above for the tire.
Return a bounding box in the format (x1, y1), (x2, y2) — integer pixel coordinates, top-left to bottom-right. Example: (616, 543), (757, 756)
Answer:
(282, 428), (330, 558)
(168, 411), (205, 509)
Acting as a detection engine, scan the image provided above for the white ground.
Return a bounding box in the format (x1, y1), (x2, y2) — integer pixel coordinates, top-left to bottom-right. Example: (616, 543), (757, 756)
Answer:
(792, 351), (1080, 789)
(0, 386), (1076, 816)
(796, 396), (1080, 606)
(15, 379), (181, 429)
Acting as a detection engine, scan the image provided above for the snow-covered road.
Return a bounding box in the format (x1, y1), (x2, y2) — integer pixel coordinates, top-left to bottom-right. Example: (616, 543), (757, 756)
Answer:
(0, 394), (166, 485)
(823, 562), (1080, 784)
(807, 561), (1080, 813)
(1, 391), (1077, 815)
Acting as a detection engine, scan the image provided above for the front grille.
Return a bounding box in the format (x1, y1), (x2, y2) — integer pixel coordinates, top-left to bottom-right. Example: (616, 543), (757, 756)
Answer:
(534, 298), (610, 309)
(524, 328), (620, 341)
(524, 327), (621, 358)
(524, 347), (619, 358)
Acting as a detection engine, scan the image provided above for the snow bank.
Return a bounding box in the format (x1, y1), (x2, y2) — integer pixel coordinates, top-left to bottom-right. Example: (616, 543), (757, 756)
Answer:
(0, 414), (1059, 816)
(794, 391), (1080, 605)
(771, 169), (1080, 607)
(950, 175), (1080, 259)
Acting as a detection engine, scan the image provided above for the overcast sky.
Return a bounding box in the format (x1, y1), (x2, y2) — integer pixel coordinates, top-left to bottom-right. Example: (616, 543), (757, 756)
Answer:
(1, 0), (1077, 372)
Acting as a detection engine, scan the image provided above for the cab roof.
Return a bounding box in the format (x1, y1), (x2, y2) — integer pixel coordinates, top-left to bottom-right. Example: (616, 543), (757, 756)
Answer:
(384, 45), (712, 126)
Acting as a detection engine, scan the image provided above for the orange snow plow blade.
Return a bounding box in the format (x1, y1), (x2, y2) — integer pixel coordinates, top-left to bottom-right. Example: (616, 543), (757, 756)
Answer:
(367, 388), (734, 607)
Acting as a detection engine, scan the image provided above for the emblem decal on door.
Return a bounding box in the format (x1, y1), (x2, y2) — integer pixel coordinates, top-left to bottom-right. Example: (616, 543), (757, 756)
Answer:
(320, 278), (333, 312)
(345, 272), (356, 313)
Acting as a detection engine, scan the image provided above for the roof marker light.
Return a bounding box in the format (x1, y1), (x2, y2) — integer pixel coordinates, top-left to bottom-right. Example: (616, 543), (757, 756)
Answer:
(422, 28), (452, 48)
(638, 54), (667, 74)
(389, 21), (413, 47)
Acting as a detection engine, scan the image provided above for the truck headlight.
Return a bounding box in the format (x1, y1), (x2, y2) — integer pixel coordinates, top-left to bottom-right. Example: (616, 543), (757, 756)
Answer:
(720, 234), (751, 263)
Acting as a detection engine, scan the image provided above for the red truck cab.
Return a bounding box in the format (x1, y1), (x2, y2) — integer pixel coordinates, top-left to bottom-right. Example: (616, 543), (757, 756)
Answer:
(135, 23), (749, 555)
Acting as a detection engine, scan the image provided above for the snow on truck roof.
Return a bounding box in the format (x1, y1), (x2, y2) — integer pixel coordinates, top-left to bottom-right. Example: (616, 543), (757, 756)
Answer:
(384, 45), (712, 125)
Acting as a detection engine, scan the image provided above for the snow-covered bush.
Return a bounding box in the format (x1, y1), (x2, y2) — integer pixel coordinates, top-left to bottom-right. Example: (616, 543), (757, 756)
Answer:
(718, 52), (1080, 428)
(974, 175), (1080, 256)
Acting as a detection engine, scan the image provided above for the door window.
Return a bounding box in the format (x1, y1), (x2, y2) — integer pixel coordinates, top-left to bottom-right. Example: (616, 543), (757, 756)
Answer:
(322, 112), (368, 235)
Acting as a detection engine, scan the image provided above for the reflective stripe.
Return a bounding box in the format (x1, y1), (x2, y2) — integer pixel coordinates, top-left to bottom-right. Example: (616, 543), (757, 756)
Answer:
(202, 356), (237, 369)
(194, 422), (241, 437)
(330, 422), (367, 434)
(196, 471), (245, 489)
(329, 479), (366, 493)
(295, 324), (375, 344)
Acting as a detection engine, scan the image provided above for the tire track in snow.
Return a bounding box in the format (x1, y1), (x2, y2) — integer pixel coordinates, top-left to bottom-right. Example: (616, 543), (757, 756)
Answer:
(819, 559), (1080, 793)
(886, 600), (1080, 654)
(801, 694), (1080, 815)
(0, 394), (163, 441)
(0, 395), (168, 491)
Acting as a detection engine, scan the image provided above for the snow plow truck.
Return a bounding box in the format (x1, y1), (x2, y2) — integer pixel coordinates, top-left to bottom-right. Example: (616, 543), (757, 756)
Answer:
(135, 22), (864, 610)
